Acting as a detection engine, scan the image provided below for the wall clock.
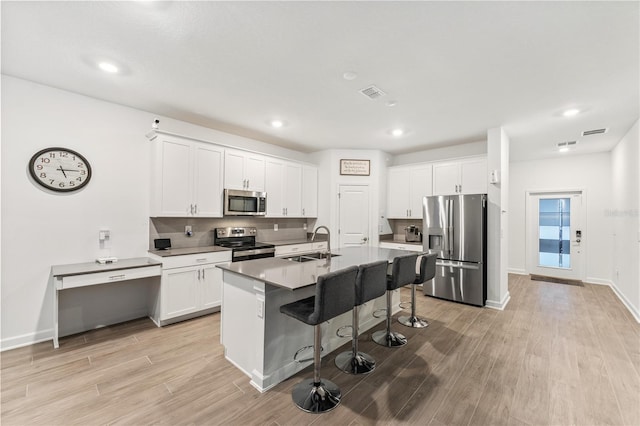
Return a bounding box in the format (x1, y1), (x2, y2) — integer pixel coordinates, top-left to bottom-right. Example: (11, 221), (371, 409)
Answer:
(28, 147), (92, 192)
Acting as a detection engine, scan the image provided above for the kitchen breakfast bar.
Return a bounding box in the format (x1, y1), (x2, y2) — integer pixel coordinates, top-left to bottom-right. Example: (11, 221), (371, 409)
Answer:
(217, 246), (412, 392)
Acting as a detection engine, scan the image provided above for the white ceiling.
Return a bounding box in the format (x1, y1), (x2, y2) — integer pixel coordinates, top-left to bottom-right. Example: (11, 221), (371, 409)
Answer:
(2, 1), (638, 161)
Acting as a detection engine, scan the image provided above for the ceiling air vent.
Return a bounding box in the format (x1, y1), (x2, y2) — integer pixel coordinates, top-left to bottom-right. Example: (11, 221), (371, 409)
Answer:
(359, 85), (386, 100)
(582, 128), (608, 136)
(556, 141), (578, 148)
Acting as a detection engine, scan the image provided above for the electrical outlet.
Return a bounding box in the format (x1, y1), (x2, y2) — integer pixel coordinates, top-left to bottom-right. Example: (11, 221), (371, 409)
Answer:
(274, 223), (278, 231)
(185, 225), (193, 237)
(303, 223), (307, 231)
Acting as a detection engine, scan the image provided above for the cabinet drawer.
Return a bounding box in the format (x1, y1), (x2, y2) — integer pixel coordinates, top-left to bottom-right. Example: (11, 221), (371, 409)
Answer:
(161, 251), (232, 269)
(60, 265), (162, 289)
(311, 242), (328, 251)
(379, 242), (423, 252)
(275, 243), (311, 256)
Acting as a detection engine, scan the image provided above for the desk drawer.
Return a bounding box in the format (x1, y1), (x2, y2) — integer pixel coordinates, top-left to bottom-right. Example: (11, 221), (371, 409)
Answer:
(60, 265), (162, 289)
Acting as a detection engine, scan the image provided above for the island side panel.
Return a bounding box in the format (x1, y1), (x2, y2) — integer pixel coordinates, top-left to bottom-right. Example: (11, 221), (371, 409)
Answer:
(221, 271), (263, 380)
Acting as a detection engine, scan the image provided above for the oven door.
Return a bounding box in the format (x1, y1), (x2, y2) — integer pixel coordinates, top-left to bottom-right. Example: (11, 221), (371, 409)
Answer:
(224, 189), (267, 216)
(232, 247), (276, 262)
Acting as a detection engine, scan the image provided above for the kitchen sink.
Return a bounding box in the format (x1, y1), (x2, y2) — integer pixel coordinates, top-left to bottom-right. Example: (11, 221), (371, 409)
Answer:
(282, 252), (341, 263)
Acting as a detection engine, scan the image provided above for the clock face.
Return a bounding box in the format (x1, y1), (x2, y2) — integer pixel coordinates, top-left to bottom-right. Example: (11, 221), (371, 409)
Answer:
(28, 147), (92, 192)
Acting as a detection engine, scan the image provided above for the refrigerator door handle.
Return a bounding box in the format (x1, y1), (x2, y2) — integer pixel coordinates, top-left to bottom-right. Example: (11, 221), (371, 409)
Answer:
(436, 260), (480, 270)
(448, 198), (454, 256)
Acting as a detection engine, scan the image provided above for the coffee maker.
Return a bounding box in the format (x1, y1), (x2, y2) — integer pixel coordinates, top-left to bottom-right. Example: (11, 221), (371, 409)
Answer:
(404, 225), (422, 242)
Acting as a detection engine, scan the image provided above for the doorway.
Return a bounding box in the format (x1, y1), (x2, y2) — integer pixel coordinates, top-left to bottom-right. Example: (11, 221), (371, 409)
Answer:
(338, 184), (370, 247)
(526, 191), (584, 281)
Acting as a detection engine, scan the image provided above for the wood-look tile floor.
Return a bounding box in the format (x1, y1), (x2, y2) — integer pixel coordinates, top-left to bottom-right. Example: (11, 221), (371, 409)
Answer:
(2, 275), (639, 425)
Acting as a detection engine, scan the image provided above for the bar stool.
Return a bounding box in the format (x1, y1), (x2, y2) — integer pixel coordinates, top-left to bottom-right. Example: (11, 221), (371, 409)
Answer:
(398, 253), (437, 328)
(372, 253), (418, 348)
(279, 266), (358, 413)
(335, 260), (388, 375)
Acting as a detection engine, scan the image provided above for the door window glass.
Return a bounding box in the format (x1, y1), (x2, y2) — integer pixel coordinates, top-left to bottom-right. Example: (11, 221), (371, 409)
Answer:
(538, 198), (571, 268)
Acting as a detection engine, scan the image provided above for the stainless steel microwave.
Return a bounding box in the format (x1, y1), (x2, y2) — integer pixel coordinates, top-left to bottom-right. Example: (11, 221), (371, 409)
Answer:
(223, 189), (267, 216)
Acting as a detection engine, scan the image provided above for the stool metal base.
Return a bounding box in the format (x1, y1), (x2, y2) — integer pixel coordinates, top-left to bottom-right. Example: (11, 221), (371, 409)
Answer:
(291, 378), (341, 413)
(398, 315), (429, 328)
(372, 330), (407, 347)
(335, 350), (376, 375)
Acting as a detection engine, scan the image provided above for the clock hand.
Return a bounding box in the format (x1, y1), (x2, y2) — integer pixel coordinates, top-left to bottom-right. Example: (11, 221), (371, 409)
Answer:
(59, 168), (79, 173)
(56, 166), (67, 178)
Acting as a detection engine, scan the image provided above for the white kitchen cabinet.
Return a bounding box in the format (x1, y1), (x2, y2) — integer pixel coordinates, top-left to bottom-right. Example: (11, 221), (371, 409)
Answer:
(301, 165), (318, 217)
(379, 242), (423, 252)
(149, 251), (231, 325)
(150, 134), (224, 217)
(275, 241), (327, 257)
(265, 159), (302, 217)
(387, 165), (432, 219)
(224, 149), (265, 192)
(433, 158), (487, 195)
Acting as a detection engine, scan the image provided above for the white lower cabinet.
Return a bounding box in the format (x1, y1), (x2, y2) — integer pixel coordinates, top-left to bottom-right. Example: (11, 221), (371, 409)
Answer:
(379, 242), (423, 252)
(150, 251), (230, 325)
(275, 241), (328, 257)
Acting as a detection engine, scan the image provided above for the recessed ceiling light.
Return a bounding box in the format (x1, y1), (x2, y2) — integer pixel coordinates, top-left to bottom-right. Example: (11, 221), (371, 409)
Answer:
(270, 120), (284, 128)
(98, 62), (119, 74)
(386, 100), (397, 107)
(558, 147), (569, 153)
(343, 71), (358, 81)
(562, 108), (580, 117)
(391, 128), (404, 137)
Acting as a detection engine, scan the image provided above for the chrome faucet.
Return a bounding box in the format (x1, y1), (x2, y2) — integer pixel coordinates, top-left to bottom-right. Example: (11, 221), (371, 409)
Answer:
(312, 225), (331, 258)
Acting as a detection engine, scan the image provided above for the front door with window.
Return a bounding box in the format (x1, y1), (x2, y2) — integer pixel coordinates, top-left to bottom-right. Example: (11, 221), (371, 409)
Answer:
(527, 192), (584, 280)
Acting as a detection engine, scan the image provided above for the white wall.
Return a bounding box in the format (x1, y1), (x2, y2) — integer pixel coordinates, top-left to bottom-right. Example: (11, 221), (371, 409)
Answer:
(392, 140), (486, 166)
(0, 76), (313, 349)
(309, 149), (392, 248)
(508, 152), (612, 283)
(486, 128), (510, 309)
(610, 119), (639, 321)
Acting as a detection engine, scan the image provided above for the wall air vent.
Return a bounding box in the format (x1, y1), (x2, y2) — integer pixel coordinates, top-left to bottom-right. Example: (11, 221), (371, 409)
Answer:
(582, 128), (608, 136)
(359, 85), (386, 100)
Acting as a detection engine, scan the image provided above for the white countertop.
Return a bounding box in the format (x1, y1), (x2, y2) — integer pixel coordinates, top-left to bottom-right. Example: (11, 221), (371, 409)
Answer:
(217, 246), (413, 290)
(51, 257), (162, 277)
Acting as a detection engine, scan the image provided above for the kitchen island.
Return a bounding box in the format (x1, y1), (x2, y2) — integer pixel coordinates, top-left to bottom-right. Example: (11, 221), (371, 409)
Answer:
(217, 246), (413, 392)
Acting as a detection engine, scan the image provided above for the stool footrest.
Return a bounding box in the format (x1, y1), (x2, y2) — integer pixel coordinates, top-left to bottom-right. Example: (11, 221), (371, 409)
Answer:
(372, 308), (387, 319)
(293, 345), (324, 363)
(336, 325), (353, 338)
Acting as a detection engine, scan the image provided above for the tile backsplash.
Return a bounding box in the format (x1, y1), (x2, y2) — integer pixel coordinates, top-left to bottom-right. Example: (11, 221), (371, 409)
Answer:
(149, 217), (312, 249)
(387, 218), (423, 241)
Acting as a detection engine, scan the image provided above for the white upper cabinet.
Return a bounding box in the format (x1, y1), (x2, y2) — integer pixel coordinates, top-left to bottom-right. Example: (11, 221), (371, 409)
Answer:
(224, 149), (265, 192)
(387, 164), (432, 219)
(265, 159), (303, 217)
(301, 165), (318, 218)
(151, 134), (224, 217)
(433, 158), (487, 195)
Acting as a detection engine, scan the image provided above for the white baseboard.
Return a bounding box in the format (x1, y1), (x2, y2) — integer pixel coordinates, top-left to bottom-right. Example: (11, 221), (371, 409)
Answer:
(585, 277), (611, 286)
(1, 328), (53, 352)
(508, 268), (527, 276)
(609, 281), (640, 324)
(485, 291), (511, 310)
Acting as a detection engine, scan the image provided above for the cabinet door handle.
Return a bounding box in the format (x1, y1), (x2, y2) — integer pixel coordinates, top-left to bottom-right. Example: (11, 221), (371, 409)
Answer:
(302, 208), (305, 215)
(196, 258), (207, 262)
(246, 179), (250, 188)
(202, 268), (205, 279)
(109, 274), (125, 281)
(194, 204), (198, 214)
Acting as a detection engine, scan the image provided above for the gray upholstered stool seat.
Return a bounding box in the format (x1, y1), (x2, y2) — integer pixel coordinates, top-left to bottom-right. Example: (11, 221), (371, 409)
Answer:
(335, 260), (388, 374)
(372, 253), (418, 347)
(279, 266), (358, 413)
(399, 253), (437, 328)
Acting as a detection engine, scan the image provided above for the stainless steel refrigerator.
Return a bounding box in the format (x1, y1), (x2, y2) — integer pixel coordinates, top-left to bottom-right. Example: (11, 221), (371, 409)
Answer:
(422, 194), (487, 306)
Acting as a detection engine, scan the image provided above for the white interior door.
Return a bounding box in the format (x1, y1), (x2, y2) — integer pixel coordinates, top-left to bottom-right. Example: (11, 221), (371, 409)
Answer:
(338, 185), (370, 247)
(527, 191), (584, 280)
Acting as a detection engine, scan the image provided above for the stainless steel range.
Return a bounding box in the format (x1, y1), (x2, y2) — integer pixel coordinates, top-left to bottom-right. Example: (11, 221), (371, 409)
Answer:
(214, 227), (275, 262)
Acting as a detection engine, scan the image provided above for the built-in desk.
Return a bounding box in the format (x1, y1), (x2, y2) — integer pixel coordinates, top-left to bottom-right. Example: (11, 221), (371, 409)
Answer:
(50, 257), (162, 348)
